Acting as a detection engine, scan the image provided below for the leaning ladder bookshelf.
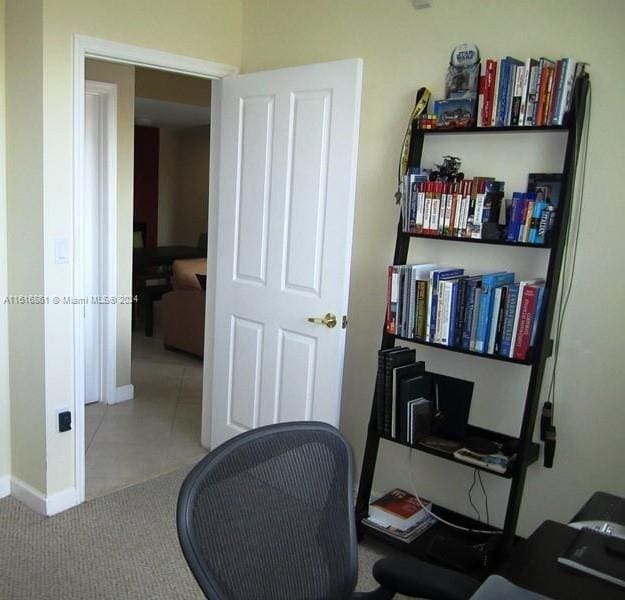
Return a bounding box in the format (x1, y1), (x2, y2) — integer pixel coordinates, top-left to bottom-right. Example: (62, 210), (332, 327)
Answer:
(355, 74), (590, 565)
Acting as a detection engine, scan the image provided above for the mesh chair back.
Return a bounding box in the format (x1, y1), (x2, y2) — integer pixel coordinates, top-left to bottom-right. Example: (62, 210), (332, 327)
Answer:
(177, 422), (358, 600)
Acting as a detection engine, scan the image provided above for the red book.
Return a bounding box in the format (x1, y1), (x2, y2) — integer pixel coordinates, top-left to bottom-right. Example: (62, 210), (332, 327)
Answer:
(513, 284), (540, 359)
(546, 59), (563, 124)
(535, 59), (554, 125)
(386, 266), (397, 334)
(369, 488), (432, 530)
(483, 59), (497, 126)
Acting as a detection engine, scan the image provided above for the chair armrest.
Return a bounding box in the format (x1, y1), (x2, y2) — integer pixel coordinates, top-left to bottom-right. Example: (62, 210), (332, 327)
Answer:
(372, 557), (481, 600)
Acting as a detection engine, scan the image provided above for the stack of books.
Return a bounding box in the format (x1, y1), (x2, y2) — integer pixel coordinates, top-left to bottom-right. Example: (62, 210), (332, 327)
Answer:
(477, 57), (586, 128)
(400, 175), (556, 245)
(363, 488), (436, 543)
(386, 265), (545, 361)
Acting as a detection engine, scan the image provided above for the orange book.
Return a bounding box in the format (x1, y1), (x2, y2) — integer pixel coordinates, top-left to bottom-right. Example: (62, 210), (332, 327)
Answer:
(535, 59), (555, 125)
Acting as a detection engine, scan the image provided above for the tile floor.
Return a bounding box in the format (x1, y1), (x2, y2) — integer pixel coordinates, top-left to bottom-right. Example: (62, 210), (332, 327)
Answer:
(85, 327), (207, 499)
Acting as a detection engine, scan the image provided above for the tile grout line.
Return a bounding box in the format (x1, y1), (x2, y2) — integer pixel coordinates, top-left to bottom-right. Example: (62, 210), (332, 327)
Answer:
(86, 404), (108, 453)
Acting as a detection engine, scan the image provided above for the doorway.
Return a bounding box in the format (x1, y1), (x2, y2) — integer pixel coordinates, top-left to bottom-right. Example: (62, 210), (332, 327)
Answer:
(73, 36), (362, 508)
(73, 35), (237, 504)
(83, 62), (213, 499)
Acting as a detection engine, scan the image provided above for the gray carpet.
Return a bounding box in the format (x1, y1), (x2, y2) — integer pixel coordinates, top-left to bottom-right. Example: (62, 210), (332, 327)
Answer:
(0, 466), (408, 599)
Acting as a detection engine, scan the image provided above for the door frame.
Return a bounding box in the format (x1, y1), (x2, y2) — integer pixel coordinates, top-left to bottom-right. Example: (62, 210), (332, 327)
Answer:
(72, 34), (237, 504)
(84, 79), (117, 408)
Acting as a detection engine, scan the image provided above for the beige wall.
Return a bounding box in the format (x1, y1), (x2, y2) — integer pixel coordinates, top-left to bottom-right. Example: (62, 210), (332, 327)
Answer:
(6, 0), (623, 529)
(135, 67), (211, 107)
(0, 0), (10, 486)
(4, 0), (242, 497)
(158, 125), (210, 247)
(6, 0), (46, 492)
(85, 59), (135, 389)
(241, 0), (625, 536)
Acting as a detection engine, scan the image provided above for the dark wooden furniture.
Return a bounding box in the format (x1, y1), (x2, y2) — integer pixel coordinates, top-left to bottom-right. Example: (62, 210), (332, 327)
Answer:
(356, 75), (590, 566)
(132, 245), (205, 269)
(498, 520), (625, 599)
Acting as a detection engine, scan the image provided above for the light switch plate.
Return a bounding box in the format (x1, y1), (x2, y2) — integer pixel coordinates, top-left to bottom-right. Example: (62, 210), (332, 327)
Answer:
(54, 238), (70, 264)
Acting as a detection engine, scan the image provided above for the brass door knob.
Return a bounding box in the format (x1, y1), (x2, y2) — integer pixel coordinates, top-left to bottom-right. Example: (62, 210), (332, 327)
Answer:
(307, 313), (337, 328)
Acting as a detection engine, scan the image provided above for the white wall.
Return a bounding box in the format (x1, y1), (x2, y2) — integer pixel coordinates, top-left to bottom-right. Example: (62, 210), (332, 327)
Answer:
(6, 0), (46, 495)
(135, 67), (211, 107)
(5, 0), (242, 500)
(158, 125), (210, 247)
(0, 0), (11, 494)
(85, 59), (135, 389)
(241, 0), (625, 535)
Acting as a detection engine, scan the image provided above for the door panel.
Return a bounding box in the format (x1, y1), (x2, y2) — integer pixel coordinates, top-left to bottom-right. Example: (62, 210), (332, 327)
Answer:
(235, 96), (274, 284)
(275, 329), (317, 422)
(228, 316), (263, 430)
(211, 59), (362, 448)
(283, 89), (331, 295)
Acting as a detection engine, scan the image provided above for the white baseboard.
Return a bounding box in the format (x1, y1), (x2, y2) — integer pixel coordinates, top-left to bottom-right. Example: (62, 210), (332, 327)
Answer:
(11, 477), (47, 514)
(110, 383), (134, 404)
(0, 475), (10, 499)
(46, 486), (80, 516)
(10, 477), (79, 516)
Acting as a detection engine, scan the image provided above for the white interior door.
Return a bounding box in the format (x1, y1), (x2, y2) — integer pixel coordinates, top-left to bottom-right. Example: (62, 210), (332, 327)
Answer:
(210, 59), (363, 447)
(83, 87), (103, 405)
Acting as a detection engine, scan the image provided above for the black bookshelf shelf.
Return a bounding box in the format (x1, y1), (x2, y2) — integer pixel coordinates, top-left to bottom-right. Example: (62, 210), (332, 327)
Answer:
(361, 504), (502, 578)
(379, 426), (540, 479)
(418, 124), (569, 135)
(393, 335), (535, 366)
(402, 232), (551, 249)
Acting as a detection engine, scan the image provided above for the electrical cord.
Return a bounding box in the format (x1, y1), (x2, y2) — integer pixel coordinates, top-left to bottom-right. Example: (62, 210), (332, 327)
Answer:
(546, 76), (592, 419)
(477, 470), (490, 525)
(407, 449), (501, 535)
(468, 469), (481, 522)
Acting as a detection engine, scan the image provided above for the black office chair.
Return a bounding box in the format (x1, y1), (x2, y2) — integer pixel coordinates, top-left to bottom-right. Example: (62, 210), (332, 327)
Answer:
(176, 422), (489, 600)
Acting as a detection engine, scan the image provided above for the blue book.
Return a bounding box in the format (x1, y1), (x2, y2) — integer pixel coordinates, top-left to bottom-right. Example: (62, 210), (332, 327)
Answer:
(529, 285), (546, 347)
(447, 278), (462, 347)
(528, 200), (546, 243)
(461, 276), (482, 350)
(427, 268), (464, 342)
(496, 59), (511, 126)
(500, 283), (520, 356)
(507, 192), (525, 241)
(474, 272), (515, 353)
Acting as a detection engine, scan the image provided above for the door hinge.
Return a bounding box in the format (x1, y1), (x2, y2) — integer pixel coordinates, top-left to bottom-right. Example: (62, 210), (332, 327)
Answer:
(342, 315), (348, 329)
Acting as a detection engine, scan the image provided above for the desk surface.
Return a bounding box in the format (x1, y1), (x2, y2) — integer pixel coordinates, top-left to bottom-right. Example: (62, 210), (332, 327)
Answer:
(498, 520), (625, 599)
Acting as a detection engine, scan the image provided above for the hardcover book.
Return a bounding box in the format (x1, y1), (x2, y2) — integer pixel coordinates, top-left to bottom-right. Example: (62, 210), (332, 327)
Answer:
(392, 361), (426, 438)
(474, 272), (515, 354)
(558, 528), (625, 589)
(369, 488), (432, 531)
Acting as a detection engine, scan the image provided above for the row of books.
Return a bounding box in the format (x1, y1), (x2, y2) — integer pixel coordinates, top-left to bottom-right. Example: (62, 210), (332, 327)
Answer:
(364, 488), (436, 543)
(386, 264), (546, 361)
(477, 57), (585, 128)
(400, 175), (555, 245)
(375, 347), (430, 440)
(507, 192), (555, 243)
